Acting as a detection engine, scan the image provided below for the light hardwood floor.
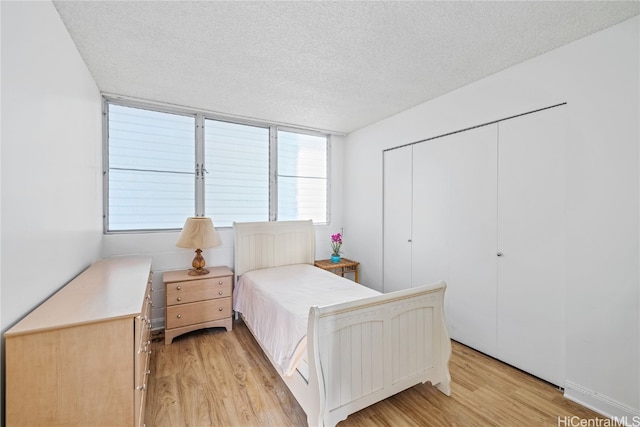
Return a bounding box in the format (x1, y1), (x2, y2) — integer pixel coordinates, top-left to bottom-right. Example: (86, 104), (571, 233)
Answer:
(145, 319), (603, 426)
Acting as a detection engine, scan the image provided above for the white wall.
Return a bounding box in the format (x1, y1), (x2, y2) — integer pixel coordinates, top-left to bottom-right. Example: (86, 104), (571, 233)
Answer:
(102, 134), (347, 330)
(344, 16), (639, 420)
(1, 0), (103, 414)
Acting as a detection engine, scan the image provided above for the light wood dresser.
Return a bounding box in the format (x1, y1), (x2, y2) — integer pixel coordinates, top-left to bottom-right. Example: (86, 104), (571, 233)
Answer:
(164, 266), (233, 345)
(4, 256), (153, 427)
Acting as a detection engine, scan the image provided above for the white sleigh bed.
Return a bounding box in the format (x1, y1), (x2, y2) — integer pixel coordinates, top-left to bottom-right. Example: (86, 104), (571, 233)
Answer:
(233, 220), (451, 427)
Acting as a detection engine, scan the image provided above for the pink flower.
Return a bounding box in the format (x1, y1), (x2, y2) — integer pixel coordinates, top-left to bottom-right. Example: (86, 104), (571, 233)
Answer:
(331, 233), (342, 255)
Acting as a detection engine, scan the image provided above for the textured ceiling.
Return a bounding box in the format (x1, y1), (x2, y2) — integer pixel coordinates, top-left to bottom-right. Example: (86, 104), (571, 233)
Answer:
(53, 1), (640, 134)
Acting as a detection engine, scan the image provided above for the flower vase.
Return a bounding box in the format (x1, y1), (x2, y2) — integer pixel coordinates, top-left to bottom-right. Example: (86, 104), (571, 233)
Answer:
(331, 254), (341, 263)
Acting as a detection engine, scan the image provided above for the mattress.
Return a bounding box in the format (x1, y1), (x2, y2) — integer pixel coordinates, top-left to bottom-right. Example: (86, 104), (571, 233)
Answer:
(233, 263), (380, 376)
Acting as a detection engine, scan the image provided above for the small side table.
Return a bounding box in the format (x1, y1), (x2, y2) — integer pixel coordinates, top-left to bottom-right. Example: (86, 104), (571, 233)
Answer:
(314, 258), (360, 283)
(163, 266), (233, 345)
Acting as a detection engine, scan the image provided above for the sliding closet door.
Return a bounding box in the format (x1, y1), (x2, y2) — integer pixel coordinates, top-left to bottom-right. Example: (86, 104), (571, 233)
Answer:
(497, 106), (566, 386)
(383, 145), (413, 292)
(412, 125), (498, 356)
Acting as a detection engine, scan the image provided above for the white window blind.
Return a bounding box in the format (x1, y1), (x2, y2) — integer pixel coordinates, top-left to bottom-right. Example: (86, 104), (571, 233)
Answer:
(277, 130), (327, 223)
(204, 119), (269, 227)
(107, 104), (195, 231)
(105, 100), (330, 232)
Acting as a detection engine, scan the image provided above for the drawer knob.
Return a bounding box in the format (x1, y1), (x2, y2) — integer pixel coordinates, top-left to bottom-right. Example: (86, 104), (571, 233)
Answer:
(177, 314), (182, 319)
(218, 281), (223, 285)
(177, 297), (182, 301)
(218, 307), (223, 311)
(176, 285), (182, 290)
(218, 291), (223, 295)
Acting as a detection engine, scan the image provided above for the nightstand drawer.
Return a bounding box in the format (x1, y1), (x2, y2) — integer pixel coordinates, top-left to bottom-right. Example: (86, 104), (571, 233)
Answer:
(166, 277), (232, 306)
(166, 297), (232, 329)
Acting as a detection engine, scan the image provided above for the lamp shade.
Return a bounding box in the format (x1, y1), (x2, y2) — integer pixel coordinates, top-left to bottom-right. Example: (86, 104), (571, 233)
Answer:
(176, 217), (221, 249)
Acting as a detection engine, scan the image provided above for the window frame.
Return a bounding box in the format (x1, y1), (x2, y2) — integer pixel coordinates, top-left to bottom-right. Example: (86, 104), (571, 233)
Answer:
(103, 97), (331, 233)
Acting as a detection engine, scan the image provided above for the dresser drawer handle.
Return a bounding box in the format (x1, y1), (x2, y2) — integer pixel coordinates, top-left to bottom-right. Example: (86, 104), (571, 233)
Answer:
(218, 281), (223, 285)
(177, 297), (182, 302)
(218, 307), (223, 311)
(176, 285), (182, 290)
(177, 314), (181, 319)
(218, 291), (223, 296)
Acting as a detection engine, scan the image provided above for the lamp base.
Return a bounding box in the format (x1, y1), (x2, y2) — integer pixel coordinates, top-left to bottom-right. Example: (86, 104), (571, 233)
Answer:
(188, 268), (210, 276)
(188, 248), (209, 276)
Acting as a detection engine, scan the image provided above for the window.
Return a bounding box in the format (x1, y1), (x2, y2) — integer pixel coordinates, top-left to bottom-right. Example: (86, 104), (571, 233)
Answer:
(204, 120), (269, 226)
(105, 100), (329, 232)
(277, 130), (327, 222)
(107, 104), (195, 231)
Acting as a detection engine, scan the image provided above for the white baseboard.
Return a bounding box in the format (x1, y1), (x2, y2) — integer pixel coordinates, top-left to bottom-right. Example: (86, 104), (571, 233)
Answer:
(564, 381), (639, 426)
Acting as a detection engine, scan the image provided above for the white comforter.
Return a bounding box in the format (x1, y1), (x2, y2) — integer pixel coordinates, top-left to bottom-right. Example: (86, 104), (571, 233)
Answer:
(233, 263), (380, 376)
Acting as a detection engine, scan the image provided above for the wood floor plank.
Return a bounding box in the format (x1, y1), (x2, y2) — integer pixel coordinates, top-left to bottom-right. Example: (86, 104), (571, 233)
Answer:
(145, 319), (606, 426)
(144, 375), (186, 427)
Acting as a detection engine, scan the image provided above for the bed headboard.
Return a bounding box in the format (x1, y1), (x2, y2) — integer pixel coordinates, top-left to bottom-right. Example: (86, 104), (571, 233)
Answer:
(233, 220), (316, 279)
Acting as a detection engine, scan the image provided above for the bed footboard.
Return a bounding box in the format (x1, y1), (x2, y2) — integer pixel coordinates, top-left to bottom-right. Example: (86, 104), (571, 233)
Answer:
(306, 281), (451, 427)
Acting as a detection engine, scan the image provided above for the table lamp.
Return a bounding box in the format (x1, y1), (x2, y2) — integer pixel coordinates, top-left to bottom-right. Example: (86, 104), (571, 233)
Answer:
(176, 217), (221, 276)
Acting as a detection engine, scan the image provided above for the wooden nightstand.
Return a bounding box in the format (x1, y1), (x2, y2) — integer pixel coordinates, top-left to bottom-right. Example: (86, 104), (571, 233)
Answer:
(314, 258), (360, 283)
(163, 266), (233, 345)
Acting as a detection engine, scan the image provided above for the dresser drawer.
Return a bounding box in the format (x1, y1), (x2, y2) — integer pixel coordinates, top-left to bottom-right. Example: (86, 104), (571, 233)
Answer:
(135, 281), (152, 398)
(166, 297), (232, 329)
(166, 276), (232, 306)
(136, 281), (152, 351)
(135, 341), (150, 396)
